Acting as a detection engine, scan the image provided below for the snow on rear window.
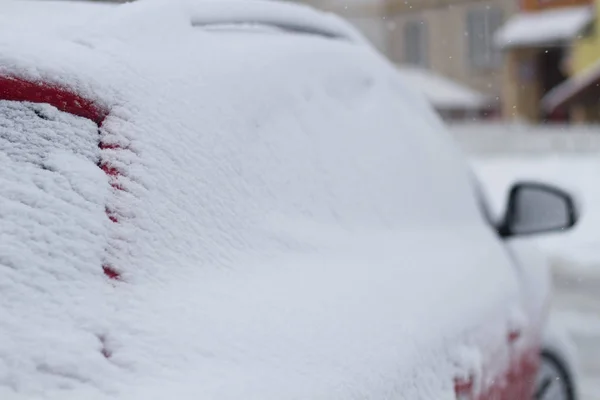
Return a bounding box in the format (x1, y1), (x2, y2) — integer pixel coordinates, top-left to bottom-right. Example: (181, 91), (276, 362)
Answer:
(0, 101), (99, 165)
(0, 101), (115, 397)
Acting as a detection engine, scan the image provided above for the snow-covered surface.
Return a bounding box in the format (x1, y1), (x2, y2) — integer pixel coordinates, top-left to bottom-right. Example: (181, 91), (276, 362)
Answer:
(451, 122), (600, 155)
(0, 0), (114, 36)
(396, 67), (490, 110)
(495, 6), (593, 49)
(0, 1), (532, 399)
(0, 101), (115, 399)
(186, 0), (366, 43)
(551, 270), (600, 400)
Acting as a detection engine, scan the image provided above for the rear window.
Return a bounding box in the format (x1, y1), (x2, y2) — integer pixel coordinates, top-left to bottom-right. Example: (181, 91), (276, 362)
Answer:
(0, 99), (119, 391)
(0, 101), (99, 165)
(0, 99), (109, 280)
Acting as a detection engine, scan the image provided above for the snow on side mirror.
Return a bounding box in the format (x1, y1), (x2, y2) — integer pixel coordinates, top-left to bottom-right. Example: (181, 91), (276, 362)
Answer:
(499, 182), (578, 238)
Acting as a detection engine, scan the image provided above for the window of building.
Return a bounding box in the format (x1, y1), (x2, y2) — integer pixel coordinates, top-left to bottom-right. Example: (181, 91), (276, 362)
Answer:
(466, 7), (503, 69)
(404, 20), (428, 68)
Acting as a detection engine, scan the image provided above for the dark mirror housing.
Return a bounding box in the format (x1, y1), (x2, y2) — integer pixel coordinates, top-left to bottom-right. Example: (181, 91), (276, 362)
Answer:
(499, 182), (578, 238)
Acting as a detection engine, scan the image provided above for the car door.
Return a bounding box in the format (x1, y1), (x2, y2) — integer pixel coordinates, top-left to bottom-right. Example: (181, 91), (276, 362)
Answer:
(469, 175), (545, 399)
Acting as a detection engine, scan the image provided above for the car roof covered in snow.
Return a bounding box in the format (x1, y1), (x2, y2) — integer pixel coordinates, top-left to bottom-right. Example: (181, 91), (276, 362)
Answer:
(185, 0), (366, 42)
(0, 0), (364, 43)
(0, 1), (497, 399)
(0, 0), (114, 34)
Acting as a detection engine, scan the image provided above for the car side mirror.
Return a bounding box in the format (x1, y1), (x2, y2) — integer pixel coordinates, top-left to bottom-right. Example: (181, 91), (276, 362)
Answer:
(498, 182), (578, 238)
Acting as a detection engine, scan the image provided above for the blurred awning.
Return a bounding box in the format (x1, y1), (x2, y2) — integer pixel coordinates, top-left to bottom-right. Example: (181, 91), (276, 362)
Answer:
(543, 59), (600, 112)
(495, 6), (593, 49)
(396, 67), (492, 111)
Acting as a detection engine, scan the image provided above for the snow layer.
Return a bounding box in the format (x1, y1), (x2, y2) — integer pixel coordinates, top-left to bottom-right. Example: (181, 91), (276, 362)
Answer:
(397, 67), (490, 110)
(0, 0), (114, 37)
(186, 0), (366, 43)
(495, 6), (593, 49)
(0, 1), (530, 399)
(451, 122), (600, 155)
(0, 102), (115, 397)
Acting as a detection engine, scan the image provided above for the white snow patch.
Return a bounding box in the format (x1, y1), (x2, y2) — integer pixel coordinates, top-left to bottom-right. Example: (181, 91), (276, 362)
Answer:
(495, 6), (593, 49)
(553, 311), (600, 338)
(451, 122), (600, 155)
(0, 0), (114, 39)
(397, 67), (490, 110)
(0, 101), (117, 397)
(186, 0), (367, 43)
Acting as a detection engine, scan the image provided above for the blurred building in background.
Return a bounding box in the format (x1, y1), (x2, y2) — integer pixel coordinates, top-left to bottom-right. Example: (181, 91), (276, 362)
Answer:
(496, 0), (599, 123)
(384, 0), (516, 118)
(311, 0), (512, 120)
(313, 0), (600, 124)
(541, 0), (600, 123)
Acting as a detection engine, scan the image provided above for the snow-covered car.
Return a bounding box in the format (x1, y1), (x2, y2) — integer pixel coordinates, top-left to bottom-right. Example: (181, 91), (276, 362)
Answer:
(0, 1), (580, 399)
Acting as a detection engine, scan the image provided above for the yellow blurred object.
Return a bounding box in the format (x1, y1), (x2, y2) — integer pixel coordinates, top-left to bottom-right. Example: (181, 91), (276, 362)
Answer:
(571, 4), (600, 76)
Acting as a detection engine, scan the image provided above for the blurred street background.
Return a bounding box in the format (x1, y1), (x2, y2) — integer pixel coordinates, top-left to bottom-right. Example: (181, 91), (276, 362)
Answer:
(37, 0), (600, 395)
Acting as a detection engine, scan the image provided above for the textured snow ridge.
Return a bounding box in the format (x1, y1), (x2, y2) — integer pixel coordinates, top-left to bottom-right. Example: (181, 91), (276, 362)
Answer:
(185, 0), (367, 43)
(0, 1), (524, 399)
(0, 102), (98, 165)
(0, 101), (118, 396)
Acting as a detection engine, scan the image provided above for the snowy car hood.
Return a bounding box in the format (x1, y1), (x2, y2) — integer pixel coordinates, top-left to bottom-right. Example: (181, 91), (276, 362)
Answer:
(0, 1), (513, 399)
